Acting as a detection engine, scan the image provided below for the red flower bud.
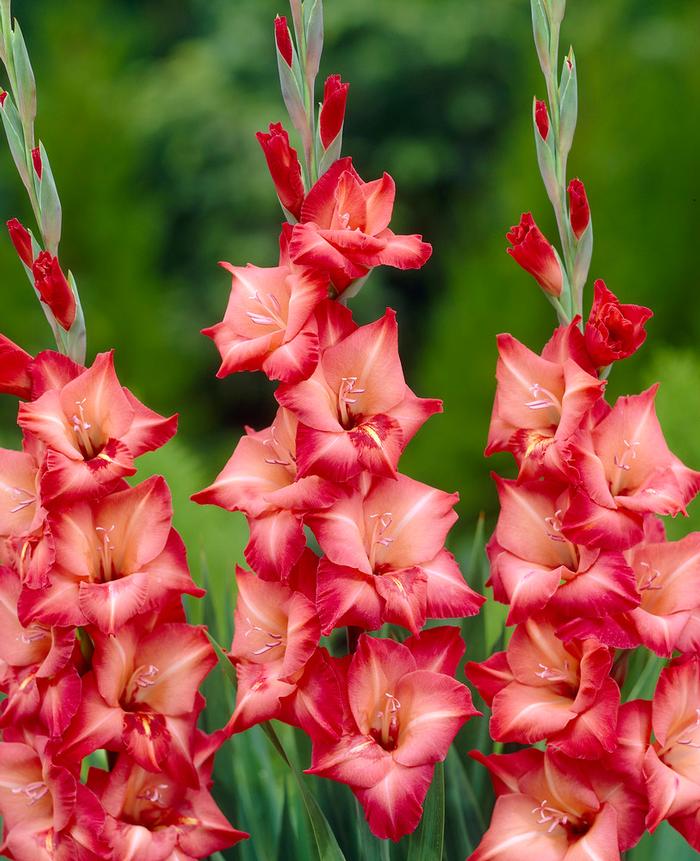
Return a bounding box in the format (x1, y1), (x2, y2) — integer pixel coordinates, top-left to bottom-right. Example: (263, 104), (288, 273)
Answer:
(534, 99), (549, 141)
(584, 280), (653, 368)
(0, 333), (33, 398)
(568, 178), (590, 240)
(319, 74), (350, 149)
(274, 15), (293, 67)
(31, 251), (76, 331)
(506, 213), (563, 297)
(256, 122), (305, 219)
(6, 218), (34, 267)
(31, 146), (42, 179)
(0, 90), (7, 107)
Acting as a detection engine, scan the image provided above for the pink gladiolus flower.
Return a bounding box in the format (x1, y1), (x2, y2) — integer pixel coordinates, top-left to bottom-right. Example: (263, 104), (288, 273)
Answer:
(562, 386), (700, 550)
(18, 351), (177, 504)
(256, 123), (306, 220)
(506, 212), (564, 297)
(487, 476), (639, 626)
(277, 309), (441, 481)
(225, 566), (332, 733)
(0, 735), (109, 859)
(88, 740), (248, 859)
(584, 280), (653, 369)
(59, 615), (215, 786)
(288, 157), (432, 293)
(486, 324), (604, 479)
(193, 407), (339, 580)
(468, 616), (620, 757)
(31, 251), (76, 331)
(203, 229), (328, 382)
(0, 566), (80, 737)
(307, 473), (483, 633)
(0, 448), (44, 542)
(319, 74), (350, 149)
(470, 744), (647, 860)
(0, 333), (33, 398)
(18, 476), (203, 633)
(644, 656), (700, 844)
(306, 630), (478, 841)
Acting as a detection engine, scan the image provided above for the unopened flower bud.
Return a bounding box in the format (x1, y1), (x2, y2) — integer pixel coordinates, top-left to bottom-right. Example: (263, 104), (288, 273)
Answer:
(534, 99), (549, 141)
(31, 145), (42, 178)
(274, 15), (293, 68)
(506, 213), (564, 297)
(31, 251), (76, 330)
(319, 75), (349, 150)
(568, 178), (590, 240)
(584, 280), (653, 367)
(6, 217), (33, 267)
(256, 122), (305, 220)
(0, 90), (7, 107)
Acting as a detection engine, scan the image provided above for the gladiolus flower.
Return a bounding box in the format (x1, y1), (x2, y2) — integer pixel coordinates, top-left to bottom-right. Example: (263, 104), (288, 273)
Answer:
(274, 15), (294, 67)
(193, 407), (339, 580)
(88, 740), (248, 859)
(568, 178), (590, 239)
(535, 99), (549, 141)
(0, 334), (33, 399)
(289, 157), (432, 293)
(256, 123), (306, 220)
(584, 279), (653, 368)
(7, 217), (34, 267)
(18, 351), (177, 503)
(562, 386), (700, 550)
(31, 251), (76, 331)
(506, 212), (564, 297)
(470, 745), (647, 860)
(18, 476), (203, 633)
(486, 324), (604, 478)
(468, 617), (620, 757)
(277, 309), (442, 481)
(306, 630), (478, 841)
(319, 74), (350, 149)
(307, 473), (483, 633)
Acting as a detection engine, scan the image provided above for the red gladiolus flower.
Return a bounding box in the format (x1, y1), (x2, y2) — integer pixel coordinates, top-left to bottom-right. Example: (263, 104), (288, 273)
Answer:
(487, 476), (639, 626)
(289, 157), (432, 293)
(470, 744), (647, 860)
(568, 178), (590, 239)
(306, 630), (478, 841)
(319, 74), (350, 149)
(18, 351), (177, 504)
(645, 656), (700, 845)
(193, 407), (339, 581)
(584, 280), (653, 368)
(486, 324), (604, 479)
(562, 387), (700, 550)
(274, 15), (294, 67)
(0, 333), (33, 398)
(31, 251), (76, 331)
(0, 736), (109, 859)
(506, 212), (563, 297)
(468, 616), (620, 758)
(535, 99), (549, 141)
(88, 740), (248, 859)
(256, 123), (306, 220)
(18, 476), (203, 633)
(7, 217), (34, 267)
(307, 473), (483, 634)
(277, 309), (441, 481)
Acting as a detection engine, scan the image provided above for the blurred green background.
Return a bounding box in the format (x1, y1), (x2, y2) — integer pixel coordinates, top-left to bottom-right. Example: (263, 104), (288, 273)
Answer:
(1, 0), (700, 858)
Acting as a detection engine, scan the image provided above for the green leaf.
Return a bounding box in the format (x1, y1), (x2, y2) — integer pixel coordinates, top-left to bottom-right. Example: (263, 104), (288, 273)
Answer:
(407, 761), (445, 861)
(205, 629), (238, 691)
(261, 721), (347, 861)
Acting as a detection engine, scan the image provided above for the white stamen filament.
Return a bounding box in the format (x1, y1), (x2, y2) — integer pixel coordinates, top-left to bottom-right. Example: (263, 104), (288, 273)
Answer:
(368, 512), (394, 570)
(12, 781), (48, 806)
(525, 384), (562, 417)
(245, 291), (286, 330)
(532, 799), (569, 833)
(338, 376), (366, 426)
(71, 398), (96, 458)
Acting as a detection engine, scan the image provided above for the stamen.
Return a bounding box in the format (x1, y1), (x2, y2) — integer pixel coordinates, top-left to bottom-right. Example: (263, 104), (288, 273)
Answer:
(11, 781), (49, 806)
(71, 398), (96, 458)
(134, 665), (159, 687)
(338, 377), (366, 426)
(245, 291), (286, 330)
(531, 799), (569, 833)
(95, 524), (116, 581)
(525, 384), (562, 416)
(138, 783), (170, 806)
(535, 661), (571, 683)
(244, 617), (285, 656)
(638, 562), (663, 592)
(677, 709), (700, 748)
(368, 512), (394, 570)
(370, 692), (401, 750)
(611, 439), (640, 494)
(8, 486), (36, 514)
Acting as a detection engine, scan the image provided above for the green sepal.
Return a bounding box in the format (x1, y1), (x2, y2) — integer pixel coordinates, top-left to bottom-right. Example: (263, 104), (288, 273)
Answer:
(558, 48), (578, 163)
(37, 142), (62, 254)
(10, 21), (36, 128)
(65, 271), (87, 365)
(276, 46), (308, 145)
(304, 0), (324, 86)
(530, 0), (551, 77)
(545, 0), (566, 25)
(532, 97), (558, 208)
(319, 124), (343, 177)
(0, 91), (29, 187)
(572, 220), (593, 308)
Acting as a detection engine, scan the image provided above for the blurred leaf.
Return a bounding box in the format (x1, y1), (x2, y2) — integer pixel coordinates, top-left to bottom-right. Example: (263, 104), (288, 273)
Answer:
(407, 762), (445, 861)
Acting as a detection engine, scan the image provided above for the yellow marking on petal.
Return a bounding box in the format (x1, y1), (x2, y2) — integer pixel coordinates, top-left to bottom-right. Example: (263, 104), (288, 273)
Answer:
(19, 673), (36, 691)
(96, 452), (113, 463)
(391, 577), (405, 594)
(362, 425), (382, 447)
(141, 716), (152, 737)
(179, 816), (199, 826)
